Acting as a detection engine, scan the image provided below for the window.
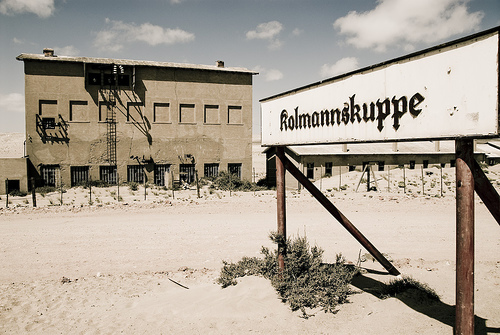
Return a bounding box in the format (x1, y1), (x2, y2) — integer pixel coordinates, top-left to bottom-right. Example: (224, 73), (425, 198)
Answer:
(100, 166), (117, 184)
(6, 180), (20, 193)
(88, 73), (101, 86)
(88, 73), (130, 87)
(127, 102), (144, 122)
(40, 165), (59, 187)
(180, 164), (195, 183)
(306, 163), (314, 179)
(154, 103), (170, 123)
(378, 161), (385, 171)
(349, 165), (356, 172)
(450, 159), (456, 168)
(409, 160), (416, 170)
(69, 101), (88, 122)
(99, 101), (115, 122)
(41, 117), (56, 129)
(127, 165), (144, 183)
(325, 162), (333, 176)
(204, 105), (219, 124)
(154, 164), (170, 186)
(204, 163), (219, 178)
(180, 103), (196, 123)
(423, 160), (429, 168)
(228, 163), (242, 179)
(71, 166), (89, 186)
(39, 100), (57, 116)
(228, 106), (242, 124)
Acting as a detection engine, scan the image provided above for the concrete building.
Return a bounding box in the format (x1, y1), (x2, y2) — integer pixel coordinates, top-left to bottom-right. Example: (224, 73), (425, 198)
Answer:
(14, 49), (256, 190)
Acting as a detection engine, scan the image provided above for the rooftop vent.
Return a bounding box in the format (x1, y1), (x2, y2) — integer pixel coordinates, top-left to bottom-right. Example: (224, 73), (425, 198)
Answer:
(43, 48), (55, 57)
(216, 60), (224, 68)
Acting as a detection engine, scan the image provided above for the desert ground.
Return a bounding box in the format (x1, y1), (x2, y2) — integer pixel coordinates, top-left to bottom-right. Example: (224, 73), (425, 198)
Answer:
(1, 133), (499, 334)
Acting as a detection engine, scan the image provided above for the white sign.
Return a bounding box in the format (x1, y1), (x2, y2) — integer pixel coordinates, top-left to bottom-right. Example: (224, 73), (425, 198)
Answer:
(261, 29), (499, 146)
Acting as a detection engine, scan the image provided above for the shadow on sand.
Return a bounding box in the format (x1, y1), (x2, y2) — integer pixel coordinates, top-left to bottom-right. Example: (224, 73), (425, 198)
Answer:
(351, 269), (499, 334)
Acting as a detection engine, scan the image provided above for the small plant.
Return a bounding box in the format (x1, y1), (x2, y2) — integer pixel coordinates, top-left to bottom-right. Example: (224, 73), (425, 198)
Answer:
(128, 182), (139, 191)
(378, 275), (440, 302)
(9, 189), (27, 197)
(217, 233), (357, 317)
(212, 171), (266, 192)
(37, 186), (57, 196)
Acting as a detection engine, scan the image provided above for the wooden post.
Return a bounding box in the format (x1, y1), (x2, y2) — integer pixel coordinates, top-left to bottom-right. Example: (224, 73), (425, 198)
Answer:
(144, 168), (147, 201)
(60, 173), (63, 205)
(455, 139), (475, 335)
(5, 179), (8, 208)
(196, 170), (200, 198)
(403, 165), (406, 194)
(387, 167), (390, 192)
(440, 164), (444, 197)
(276, 147), (287, 273)
(89, 176), (92, 204)
(366, 165), (371, 191)
(339, 166), (342, 191)
(117, 172), (120, 202)
(31, 177), (36, 207)
(421, 165), (425, 196)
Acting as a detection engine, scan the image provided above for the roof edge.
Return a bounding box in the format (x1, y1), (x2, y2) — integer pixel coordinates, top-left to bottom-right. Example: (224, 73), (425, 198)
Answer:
(16, 54), (258, 75)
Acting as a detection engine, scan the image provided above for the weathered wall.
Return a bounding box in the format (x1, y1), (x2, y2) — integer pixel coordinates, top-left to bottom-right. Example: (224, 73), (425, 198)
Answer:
(0, 158), (28, 194)
(23, 60), (253, 186)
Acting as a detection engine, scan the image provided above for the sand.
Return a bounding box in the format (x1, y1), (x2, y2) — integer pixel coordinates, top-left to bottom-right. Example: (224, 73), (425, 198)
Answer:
(0, 136), (499, 334)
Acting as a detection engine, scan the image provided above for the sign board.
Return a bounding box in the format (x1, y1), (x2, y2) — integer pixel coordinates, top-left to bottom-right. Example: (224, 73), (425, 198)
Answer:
(261, 28), (499, 146)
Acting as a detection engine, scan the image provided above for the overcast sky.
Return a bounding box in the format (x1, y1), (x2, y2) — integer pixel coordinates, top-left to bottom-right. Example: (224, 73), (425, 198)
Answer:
(0, 0), (499, 135)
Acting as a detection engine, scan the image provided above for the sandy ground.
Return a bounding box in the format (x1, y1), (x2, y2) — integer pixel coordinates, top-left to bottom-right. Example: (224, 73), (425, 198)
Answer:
(0, 134), (499, 334)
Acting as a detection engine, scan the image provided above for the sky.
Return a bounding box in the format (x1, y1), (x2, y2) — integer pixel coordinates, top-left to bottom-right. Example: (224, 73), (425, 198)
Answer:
(0, 0), (499, 135)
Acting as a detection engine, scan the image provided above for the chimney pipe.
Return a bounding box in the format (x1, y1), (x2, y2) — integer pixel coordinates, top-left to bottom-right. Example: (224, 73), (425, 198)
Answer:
(43, 48), (54, 57)
(216, 60), (224, 68)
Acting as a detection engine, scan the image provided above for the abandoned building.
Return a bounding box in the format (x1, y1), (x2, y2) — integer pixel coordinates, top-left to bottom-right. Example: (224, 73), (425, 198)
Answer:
(3, 49), (256, 193)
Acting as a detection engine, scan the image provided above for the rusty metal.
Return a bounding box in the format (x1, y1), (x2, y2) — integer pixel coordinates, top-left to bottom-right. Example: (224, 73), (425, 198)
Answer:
(276, 148), (400, 276)
(472, 159), (500, 225)
(455, 139), (475, 335)
(275, 147), (287, 273)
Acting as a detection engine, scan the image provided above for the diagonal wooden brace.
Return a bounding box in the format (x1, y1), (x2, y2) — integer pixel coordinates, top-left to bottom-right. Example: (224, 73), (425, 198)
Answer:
(472, 159), (500, 225)
(276, 148), (400, 276)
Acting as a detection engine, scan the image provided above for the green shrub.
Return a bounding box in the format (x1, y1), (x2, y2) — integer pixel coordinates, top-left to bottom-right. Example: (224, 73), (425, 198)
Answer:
(9, 189), (27, 197)
(217, 233), (357, 317)
(128, 182), (139, 191)
(37, 186), (57, 196)
(212, 171), (265, 192)
(379, 275), (440, 302)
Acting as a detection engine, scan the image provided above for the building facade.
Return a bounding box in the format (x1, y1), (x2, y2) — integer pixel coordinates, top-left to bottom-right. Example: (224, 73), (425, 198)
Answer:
(16, 49), (256, 189)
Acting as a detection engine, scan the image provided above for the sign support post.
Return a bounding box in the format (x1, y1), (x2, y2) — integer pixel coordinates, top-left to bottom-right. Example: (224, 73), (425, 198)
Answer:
(276, 146), (287, 273)
(455, 139), (475, 335)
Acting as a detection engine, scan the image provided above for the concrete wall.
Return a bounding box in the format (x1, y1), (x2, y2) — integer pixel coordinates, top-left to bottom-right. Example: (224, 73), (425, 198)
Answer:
(22, 60), (253, 187)
(0, 158), (28, 194)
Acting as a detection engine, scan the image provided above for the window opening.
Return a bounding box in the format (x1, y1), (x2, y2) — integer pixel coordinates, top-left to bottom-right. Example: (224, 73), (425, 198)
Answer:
(179, 164), (195, 183)
(100, 166), (117, 184)
(127, 165), (144, 183)
(154, 164), (171, 186)
(71, 166), (89, 186)
(40, 165), (59, 187)
(228, 163), (242, 179)
(204, 163), (219, 178)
